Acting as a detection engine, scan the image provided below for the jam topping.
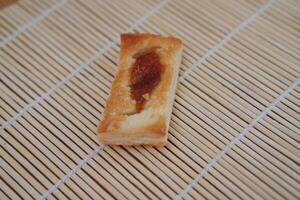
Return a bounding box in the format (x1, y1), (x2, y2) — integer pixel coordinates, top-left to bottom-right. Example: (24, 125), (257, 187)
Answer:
(130, 48), (162, 112)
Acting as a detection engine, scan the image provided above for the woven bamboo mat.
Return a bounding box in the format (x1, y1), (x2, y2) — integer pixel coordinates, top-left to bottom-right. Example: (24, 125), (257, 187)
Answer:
(1, 0), (300, 199)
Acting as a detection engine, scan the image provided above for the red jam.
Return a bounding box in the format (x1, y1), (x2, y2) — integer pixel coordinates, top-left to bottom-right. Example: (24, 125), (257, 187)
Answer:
(130, 49), (162, 112)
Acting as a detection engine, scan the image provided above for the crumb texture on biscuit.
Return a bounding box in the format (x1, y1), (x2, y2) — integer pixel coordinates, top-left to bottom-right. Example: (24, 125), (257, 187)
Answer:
(98, 33), (182, 146)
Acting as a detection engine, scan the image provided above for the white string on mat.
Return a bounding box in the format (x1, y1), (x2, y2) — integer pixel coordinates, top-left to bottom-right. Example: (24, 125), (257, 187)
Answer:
(0, 0), (66, 49)
(174, 76), (300, 200)
(37, 145), (106, 200)
(178, 0), (274, 83)
(175, 2), (278, 199)
(0, 0), (170, 130)
(36, 1), (169, 199)
(35, 0), (277, 198)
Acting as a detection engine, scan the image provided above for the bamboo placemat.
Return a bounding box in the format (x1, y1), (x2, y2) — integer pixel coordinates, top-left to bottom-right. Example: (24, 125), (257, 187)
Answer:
(0, 0), (299, 199)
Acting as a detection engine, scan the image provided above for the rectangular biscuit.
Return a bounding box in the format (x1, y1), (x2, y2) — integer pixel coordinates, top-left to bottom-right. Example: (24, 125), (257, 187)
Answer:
(97, 33), (182, 146)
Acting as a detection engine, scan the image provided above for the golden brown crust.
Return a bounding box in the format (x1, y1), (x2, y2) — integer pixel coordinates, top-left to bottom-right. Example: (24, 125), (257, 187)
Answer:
(97, 33), (182, 146)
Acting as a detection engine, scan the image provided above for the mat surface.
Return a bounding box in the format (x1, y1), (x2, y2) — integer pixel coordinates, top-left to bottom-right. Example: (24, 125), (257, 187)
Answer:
(0, 0), (300, 199)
